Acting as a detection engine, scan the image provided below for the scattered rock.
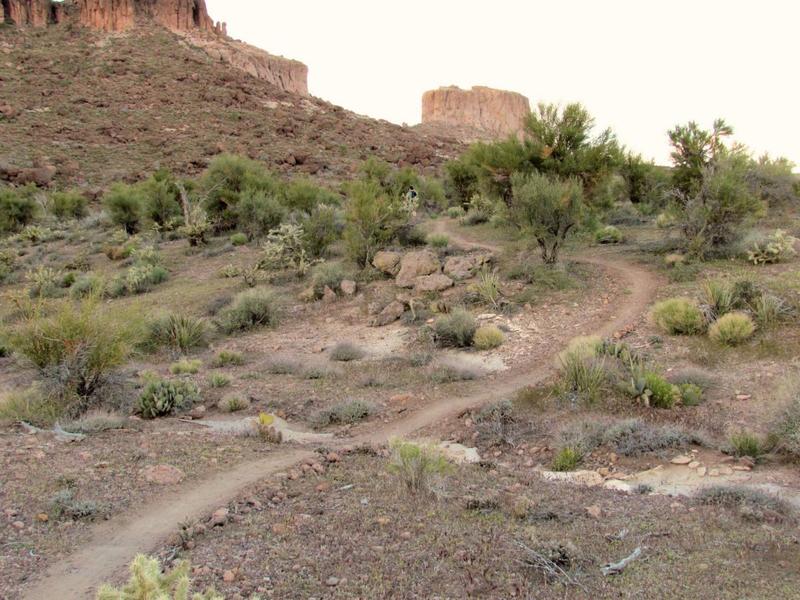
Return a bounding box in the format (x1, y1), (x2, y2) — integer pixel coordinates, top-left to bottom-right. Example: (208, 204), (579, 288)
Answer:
(372, 251), (402, 276)
(414, 273), (454, 292)
(443, 254), (491, 280)
(326, 576), (340, 587)
(322, 286), (337, 303)
(540, 470), (604, 487)
(671, 455), (692, 465)
(395, 250), (440, 288)
(585, 505), (602, 519)
(371, 300), (405, 327)
(697, 466), (707, 477)
(141, 464), (185, 485)
(222, 570), (236, 583)
(437, 441), (481, 464)
(187, 405), (206, 420)
(211, 507), (229, 526)
(340, 280), (357, 296)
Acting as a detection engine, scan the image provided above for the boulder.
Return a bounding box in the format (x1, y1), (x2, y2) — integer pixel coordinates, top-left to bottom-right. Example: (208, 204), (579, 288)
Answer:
(372, 251), (402, 276)
(395, 250), (440, 288)
(340, 279), (357, 296)
(414, 273), (454, 293)
(443, 254), (490, 280)
(371, 300), (405, 327)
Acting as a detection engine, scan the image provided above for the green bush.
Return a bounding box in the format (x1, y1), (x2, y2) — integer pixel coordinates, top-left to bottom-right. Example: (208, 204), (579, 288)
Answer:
(558, 351), (607, 405)
(170, 359), (202, 375)
(0, 386), (64, 426)
(50, 191), (88, 220)
(728, 430), (765, 459)
(644, 372), (680, 409)
(343, 180), (406, 267)
(0, 184), (38, 233)
(311, 262), (349, 296)
(208, 373), (230, 388)
(754, 294), (791, 329)
(284, 178), (340, 213)
(709, 312), (755, 346)
(230, 232), (248, 246)
(103, 184), (144, 234)
(473, 325), (504, 350)
(433, 309), (477, 347)
(388, 440), (450, 494)
(701, 280), (735, 320)
(697, 485), (793, 522)
(329, 342), (365, 362)
(218, 395), (249, 413)
(678, 383), (704, 406)
(446, 206), (465, 219)
(595, 225), (623, 244)
(6, 298), (138, 402)
(97, 554), (223, 600)
(770, 377), (800, 460)
(427, 233), (450, 248)
(551, 447), (582, 471)
(139, 173), (182, 227)
(49, 488), (99, 521)
(137, 378), (199, 419)
(144, 314), (209, 354)
(299, 204), (341, 258)
(111, 263), (168, 297)
(218, 288), (281, 334)
(70, 274), (104, 299)
(212, 350), (245, 367)
(651, 298), (705, 335)
(236, 188), (286, 239)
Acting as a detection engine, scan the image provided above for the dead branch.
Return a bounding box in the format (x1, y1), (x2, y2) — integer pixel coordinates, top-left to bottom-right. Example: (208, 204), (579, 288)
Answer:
(601, 546), (643, 576)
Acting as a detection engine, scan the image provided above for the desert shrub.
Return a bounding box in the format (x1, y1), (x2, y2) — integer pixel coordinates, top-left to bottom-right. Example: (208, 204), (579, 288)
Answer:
(170, 359), (202, 375)
(6, 298), (138, 404)
(311, 262), (350, 296)
(61, 412), (129, 434)
(104, 183), (144, 234)
(218, 395), (249, 413)
(746, 230), (797, 265)
(49, 489), (99, 521)
(137, 378), (199, 419)
(96, 554), (223, 600)
(471, 268), (502, 308)
(218, 288), (281, 334)
(461, 208), (490, 226)
(26, 265), (66, 298)
(144, 314), (209, 354)
(473, 325), (505, 350)
(475, 399), (515, 444)
(728, 430), (765, 459)
(139, 173), (182, 228)
(667, 367), (715, 391)
(388, 440), (450, 494)
(301, 364), (339, 380)
(769, 377), (800, 460)
(298, 204), (341, 258)
(753, 294), (791, 329)
(678, 383), (704, 406)
(551, 447), (582, 471)
(507, 262), (576, 291)
(70, 273), (104, 299)
(429, 361), (485, 383)
(343, 180), (406, 267)
(701, 280), (735, 320)
(314, 399), (374, 426)
(558, 336), (602, 364)
(709, 312), (755, 346)
(283, 178), (340, 213)
(0, 386), (63, 426)
(329, 342), (365, 362)
(628, 369), (679, 409)
(603, 419), (704, 456)
(697, 485), (793, 522)
(558, 343), (607, 406)
(447, 206), (465, 219)
(207, 374), (230, 388)
(433, 309), (477, 347)
(230, 232), (248, 246)
(651, 298), (705, 335)
(0, 184), (38, 233)
(595, 225), (623, 244)
(427, 233), (450, 248)
(112, 263), (168, 297)
(508, 173), (583, 264)
(49, 190), (88, 220)
(212, 350), (245, 367)
(236, 188), (286, 238)
(264, 356), (300, 374)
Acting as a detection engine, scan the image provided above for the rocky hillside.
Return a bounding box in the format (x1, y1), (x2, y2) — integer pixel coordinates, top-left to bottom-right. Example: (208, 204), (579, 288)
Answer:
(420, 85), (531, 141)
(0, 5), (463, 188)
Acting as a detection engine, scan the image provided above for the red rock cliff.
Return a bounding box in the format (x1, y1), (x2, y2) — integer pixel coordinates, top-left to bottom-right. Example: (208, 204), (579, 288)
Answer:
(421, 86), (531, 139)
(2, 0), (52, 26)
(76, 0), (223, 33)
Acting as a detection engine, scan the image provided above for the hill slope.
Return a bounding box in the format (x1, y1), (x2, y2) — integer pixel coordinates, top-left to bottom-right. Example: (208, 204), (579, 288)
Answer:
(0, 24), (463, 188)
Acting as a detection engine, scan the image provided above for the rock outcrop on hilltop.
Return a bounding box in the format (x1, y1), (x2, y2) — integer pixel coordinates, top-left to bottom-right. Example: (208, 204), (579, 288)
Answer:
(421, 86), (531, 140)
(1, 0), (308, 94)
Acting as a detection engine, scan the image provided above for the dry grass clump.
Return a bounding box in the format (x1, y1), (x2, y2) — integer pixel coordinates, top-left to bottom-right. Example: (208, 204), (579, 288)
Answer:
(473, 325), (505, 350)
(329, 342), (366, 362)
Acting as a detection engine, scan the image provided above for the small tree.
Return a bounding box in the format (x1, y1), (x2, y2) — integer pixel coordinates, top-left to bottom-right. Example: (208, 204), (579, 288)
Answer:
(0, 184), (39, 233)
(509, 172), (583, 264)
(668, 118), (733, 196)
(680, 157), (765, 258)
(343, 180), (405, 267)
(103, 183), (144, 234)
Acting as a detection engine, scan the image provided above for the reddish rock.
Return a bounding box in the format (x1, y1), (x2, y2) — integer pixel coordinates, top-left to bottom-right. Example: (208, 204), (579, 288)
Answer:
(141, 464), (185, 485)
(3, 0), (51, 27)
(76, 0), (221, 34)
(395, 250), (441, 288)
(422, 86), (531, 140)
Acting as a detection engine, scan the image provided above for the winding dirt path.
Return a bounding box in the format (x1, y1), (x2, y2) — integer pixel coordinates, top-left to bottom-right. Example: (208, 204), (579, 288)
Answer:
(22, 222), (660, 600)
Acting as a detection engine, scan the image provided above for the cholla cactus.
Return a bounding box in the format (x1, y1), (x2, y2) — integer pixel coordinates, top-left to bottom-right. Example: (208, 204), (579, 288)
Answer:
(747, 230), (798, 265)
(26, 265), (63, 297)
(260, 223), (318, 277)
(96, 554), (224, 600)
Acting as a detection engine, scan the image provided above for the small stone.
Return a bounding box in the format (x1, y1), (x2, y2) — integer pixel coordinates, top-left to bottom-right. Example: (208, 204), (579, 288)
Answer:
(12, 521), (25, 529)
(36, 513), (49, 523)
(311, 463), (325, 474)
(375, 516), (391, 526)
(389, 393), (414, 404)
(316, 482), (332, 493)
(340, 280), (357, 296)
(325, 452), (340, 463)
(142, 464), (185, 485)
(718, 466), (734, 476)
(322, 286), (337, 303)
(697, 467), (707, 477)
(211, 508), (229, 526)
(326, 576), (340, 587)
(585, 505), (602, 519)
(735, 394), (752, 401)
(597, 467), (610, 477)
(223, 570), (236, 583)
(671, 455), (692, 465)
(400, 531), (412, 540)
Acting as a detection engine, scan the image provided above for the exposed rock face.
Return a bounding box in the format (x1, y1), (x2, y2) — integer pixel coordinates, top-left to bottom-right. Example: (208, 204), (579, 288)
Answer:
(76, 0), (223, 33)
(2, 0), (52, 26)
(395, 250), (441, 288)
(191, 37), (309, 96)
(421, 86), (531, 139)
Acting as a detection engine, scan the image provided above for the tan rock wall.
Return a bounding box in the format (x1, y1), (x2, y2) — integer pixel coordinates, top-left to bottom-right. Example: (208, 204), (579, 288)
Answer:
(421, 86), (531, 139)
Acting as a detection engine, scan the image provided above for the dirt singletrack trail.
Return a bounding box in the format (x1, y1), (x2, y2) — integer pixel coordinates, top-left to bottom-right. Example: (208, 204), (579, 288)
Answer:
(21, 222), (660, 600)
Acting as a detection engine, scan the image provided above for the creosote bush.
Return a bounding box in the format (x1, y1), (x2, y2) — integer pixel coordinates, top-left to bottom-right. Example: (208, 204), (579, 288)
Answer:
(388, 440), (451, 495)
(218, 288), (281, 334)
(708, 312), (755, 346)
(651, 298), (705, 335)
(433, 309), (477, 348)
(329, 342), (365, 362)
(314, 399), (374, 426)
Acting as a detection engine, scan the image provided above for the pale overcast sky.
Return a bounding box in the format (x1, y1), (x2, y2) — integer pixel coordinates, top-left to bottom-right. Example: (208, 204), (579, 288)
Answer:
(206, 0), (799, 168)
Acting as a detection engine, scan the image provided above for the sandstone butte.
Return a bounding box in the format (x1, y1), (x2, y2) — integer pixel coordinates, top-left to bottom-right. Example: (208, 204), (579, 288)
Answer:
(0, 0), (309, 95)
(421, 85), (532, 140)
